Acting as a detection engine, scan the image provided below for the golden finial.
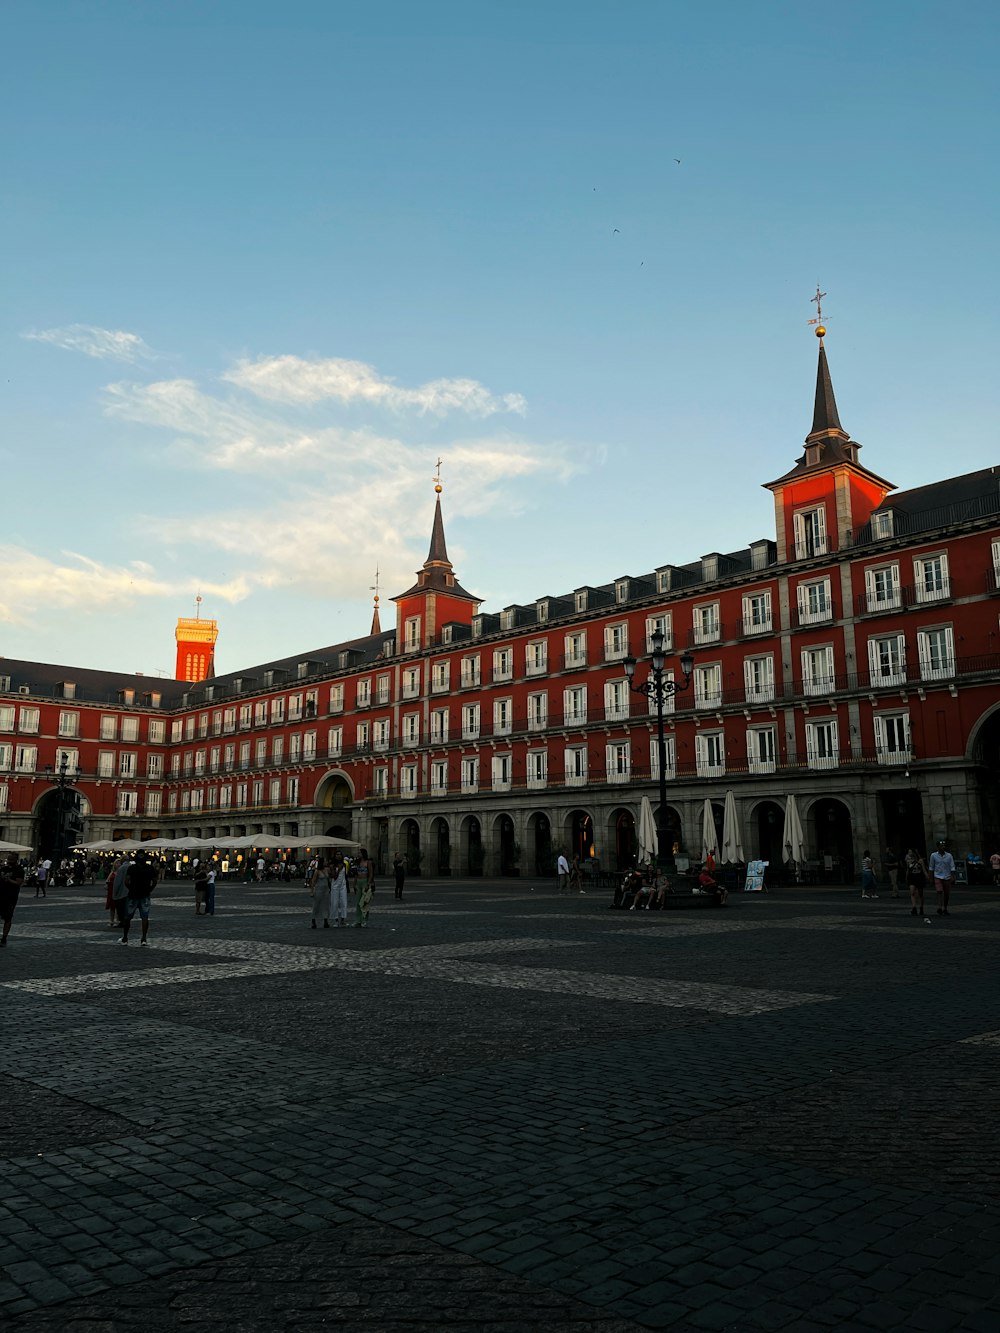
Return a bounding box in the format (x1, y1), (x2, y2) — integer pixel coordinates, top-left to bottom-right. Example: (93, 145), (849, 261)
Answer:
(807, 285), (829, 339)
(370, 566), (381, 607)
(434, 456), (443, 494)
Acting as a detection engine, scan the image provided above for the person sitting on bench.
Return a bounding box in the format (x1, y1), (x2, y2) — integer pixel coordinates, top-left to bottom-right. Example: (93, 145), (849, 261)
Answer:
(695, 865), (728, 906)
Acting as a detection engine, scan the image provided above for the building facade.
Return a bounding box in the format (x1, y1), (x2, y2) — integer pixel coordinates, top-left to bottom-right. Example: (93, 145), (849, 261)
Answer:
(2, 339), (999, 877)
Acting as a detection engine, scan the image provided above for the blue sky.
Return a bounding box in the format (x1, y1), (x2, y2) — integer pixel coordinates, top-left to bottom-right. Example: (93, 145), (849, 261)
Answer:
(2, 0), (997, 676)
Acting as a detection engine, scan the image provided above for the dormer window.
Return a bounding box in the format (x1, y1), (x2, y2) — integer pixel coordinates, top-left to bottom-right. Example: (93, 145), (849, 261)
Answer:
(297, 662), (309, 679)
(472, 617), (483, 639)
(500, 609), (514, 631)
(656, 569), (672, 594)
(404, 616), (421, 650)
(793, 506), (828, 559)
(701, 555), (719, 582)
(536, 600), (549, 623)
(575, 590), (588, 613)
(806, 445), (821, 466)
(872, 511), (894, 540)
(615, 580), (629, 604)
(442, 625), (453, 644)
(58, 681), (76, 699)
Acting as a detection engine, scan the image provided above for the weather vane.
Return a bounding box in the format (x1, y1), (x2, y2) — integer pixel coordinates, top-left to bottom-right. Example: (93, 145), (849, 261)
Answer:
(370, 566), (380, 607)
(807, 285), (829, 338)
(433, 456), (444, 494)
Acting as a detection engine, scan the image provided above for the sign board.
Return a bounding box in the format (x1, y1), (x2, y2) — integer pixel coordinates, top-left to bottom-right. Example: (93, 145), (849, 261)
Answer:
(744, 859), (767, 892)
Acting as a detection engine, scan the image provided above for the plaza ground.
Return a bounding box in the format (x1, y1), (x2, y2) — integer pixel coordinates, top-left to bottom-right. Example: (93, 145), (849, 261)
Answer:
(2, 874), (999, 1331)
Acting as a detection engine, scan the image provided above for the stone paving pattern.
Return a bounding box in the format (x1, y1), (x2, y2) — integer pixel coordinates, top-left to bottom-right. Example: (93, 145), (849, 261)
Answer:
(2, 876), (1000, 1330)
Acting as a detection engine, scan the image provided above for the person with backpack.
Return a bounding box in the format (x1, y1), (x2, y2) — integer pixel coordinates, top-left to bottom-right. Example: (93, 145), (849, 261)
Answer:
(121, 852), (158, 946)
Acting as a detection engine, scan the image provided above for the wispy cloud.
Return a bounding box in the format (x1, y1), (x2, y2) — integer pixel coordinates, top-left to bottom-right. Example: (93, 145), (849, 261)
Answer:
(22, 324), (156, 363)
(0, 547), (247, 626)
(223, 354), (527, 416)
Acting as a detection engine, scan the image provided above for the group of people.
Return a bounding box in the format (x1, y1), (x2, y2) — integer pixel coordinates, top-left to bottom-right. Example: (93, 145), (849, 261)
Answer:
(615, 862), (728, 910)
(304, 848), (377, 928)
(103, 851), (159, 944)
(556, 853), (586, 894)
(862, 841), (964, 916)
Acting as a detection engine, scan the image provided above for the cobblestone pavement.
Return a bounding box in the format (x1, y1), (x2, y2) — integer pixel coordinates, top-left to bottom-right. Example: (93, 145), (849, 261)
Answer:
(2, 876), (1000, 1331)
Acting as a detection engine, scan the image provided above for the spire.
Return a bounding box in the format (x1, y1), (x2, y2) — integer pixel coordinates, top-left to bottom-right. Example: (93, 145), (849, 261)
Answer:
(369, 567), (382, 635)
(426, 490), (449, 566)
(810, 339), (844, 437)
(392, 465), (479, 606)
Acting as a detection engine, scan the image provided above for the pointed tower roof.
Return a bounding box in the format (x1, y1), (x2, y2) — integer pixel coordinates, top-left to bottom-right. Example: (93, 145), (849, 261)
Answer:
(393, 483), (479, 604)
(369, 568), (382, 635)
(811, 340), (844, 437)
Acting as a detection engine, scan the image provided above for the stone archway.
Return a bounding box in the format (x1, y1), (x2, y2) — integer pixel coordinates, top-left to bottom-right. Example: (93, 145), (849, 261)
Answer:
(967, 704), (1000, 854)
(566, 809), (595, 865)
(809, 797), (854, 881)
(526, 811), (553, 876)
(314, 770), (355, 841)
(460, 814), (484, 876)
(653, 803), (683, 856)
(400, 818), (421, 875)
(493, 813), (518, 876)
(611, 808), (636, 870)
(430, 816), (451, 875)
(752, 799), (786, 867)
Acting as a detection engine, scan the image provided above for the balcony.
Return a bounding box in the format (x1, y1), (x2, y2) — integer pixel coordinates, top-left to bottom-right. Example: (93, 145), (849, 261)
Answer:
(740, 615), (773, 637)
(560, 651), (587, 670)
(794, 600), (833, 627)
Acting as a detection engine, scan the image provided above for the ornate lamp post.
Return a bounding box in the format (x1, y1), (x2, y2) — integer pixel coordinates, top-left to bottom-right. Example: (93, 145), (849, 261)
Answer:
(623, 632), (694, 874)
(44, 753), (74, 865)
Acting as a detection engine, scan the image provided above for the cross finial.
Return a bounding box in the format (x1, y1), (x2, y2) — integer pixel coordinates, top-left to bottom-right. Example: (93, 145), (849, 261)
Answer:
(433, 456), (444, 495)
(369, 566), (381, 606)
(807, 285), (829, 337)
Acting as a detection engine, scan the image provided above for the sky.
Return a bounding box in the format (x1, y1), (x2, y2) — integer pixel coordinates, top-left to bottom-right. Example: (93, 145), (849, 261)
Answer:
(2, 0), (997, 677)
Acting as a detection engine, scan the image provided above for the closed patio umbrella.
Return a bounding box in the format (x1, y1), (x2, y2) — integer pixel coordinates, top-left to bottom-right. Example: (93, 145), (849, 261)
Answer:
(782, 795), (806, 866)
(637, 795), (658, 865)
(721, 790), (744, 864)
(701, 798), (718, 867)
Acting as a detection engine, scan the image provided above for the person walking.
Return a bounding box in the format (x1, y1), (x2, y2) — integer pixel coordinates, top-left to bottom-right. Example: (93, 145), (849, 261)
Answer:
(860, 850), (879, 899)
(34, 859), (48, 899)
(392, 853), (406, 900)
(0, 855), (25, 947)
(104, 857), (124, 927)
(990, 850), (1000, 887)
(570, 854), (585, 895)
(929, 840), (956, 915)
(309, 857), (332, 929)
(121, 852), (157, 946)
(556, 852), (570, 894)
(884, 847), (901, 898)
(205, 866), (217, 916)
(111, 855), (132, 928)
(352, 847), (375, 927)
(330, 855), (349, 927)
(904, 847), (929, 917)
(193, 864), (209, 915)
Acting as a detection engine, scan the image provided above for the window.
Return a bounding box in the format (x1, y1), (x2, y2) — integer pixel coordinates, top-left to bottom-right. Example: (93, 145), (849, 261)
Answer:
(461, 655), (481, 687)
(604, 679), (629, 722)
(184, 716), (195, 740)
(917, 626), (955, 681)
(209, 745), (221, 772)
(18, 707), (39, 734)
(575, 591), (588, 613)
(117, 791), (138, 816)
(500, 609), (514, 631)
(527, 691), (548, 731)
(403, 666), (421, 699)
(741, 591), (772, 635)
(199, 712), (210, 738)
(747, 726), (776, 774)
(615, 579), (629, 604)
(797, 577), (832, 625)
(98, 750), (115, 777)
(693, 663), (722, 709)
(170, 753), (181, 777)
(871, 510), (894, 539)
(0, 743), (10, 770)
(271, 697), (285, 724)
(793, 505), (827, 559)
(868, 634), (906, 687)
(605, 741), (631, 783)
(375, 674), (390, 705)
(170, 719), (183, 743)
(254, 701), (267, 726)
(356, 721), (370, 750)
(270, 778), (281, 805)
(190, 788), (204, 812)
(285, 694), (301, 722)
(239, 741), (250, 768)
(285, 734), (298, 763)
(743, 654), (775, 703)
(372, 767), (388, 796)
(328, 726), (343, 757)
(99, 714), (117, 741)
(254, 738), (267, 766)
(212, 710), (223, 736)
(0, 783), (7, 812)
(650, 735), (676, 781)
(493, 648), (513, 682)
(431, 661), (450, 693)
(430, 708), (449, 742)
(695, 731), (725, 777)
(223, 707), (237, 733)
(914, 553), (949, 603)
(329, 683), (344, 713)
(536, 600), (549, 623)
(462, 703), (480, 739)
(805, 719), (839, 769)
(373, 718), (390, 751)
(645, 614), (672, 652)
(565, 745), (587, 785)
(206, 787), (218, 810)
(693, 602), (721, 645)
(461, 757), (479, 793)
(402, 713), (420, 745)
(563, 685), (587, 724)
(564, 632), (586, 667)
(147, 753), (163, 779)
(303, 731), (317, 760)
(119, 752), (137, 778)
(491, 754), (512, 792)
(493, 698), (512, 736)
(356, 678), (371, 707)
(0, 705), (14, 732)
(219, 785), (232, 810)
(149, 719), (165, 744)
(865, 563), (901, 612)
(54, 747), (78, 775)
(224, 742), (235, 770)
(288, 776), (300, 805)
(58, 711), (79, 738)
(527, 750), (548, 788)
(144, 790), (162, 817)
(236, 782), (248, 808)
(994, 540), (1000, 589)
(404, 616), (421, 650)
(873, 711), (911, 764)
(801, 645), (836, 696)
(604, 623), (629, 661)
(168, 792), (179, 812)
(14, 743), (37, 772)
(647, 670), (675, 716)
(183, 751), (194, 775)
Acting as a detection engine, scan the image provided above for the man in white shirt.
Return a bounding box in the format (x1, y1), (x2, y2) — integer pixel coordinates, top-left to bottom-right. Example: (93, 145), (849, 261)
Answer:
(928, 840), (956, 916)
(556, 852), (570, 894)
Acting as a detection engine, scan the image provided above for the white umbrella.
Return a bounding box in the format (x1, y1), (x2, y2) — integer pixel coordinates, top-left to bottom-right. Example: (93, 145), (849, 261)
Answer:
(782, 794), (805, 865)
(721, 790), (744, 864)
(295, 834), (360, 849)
(637, 796), (658, 864)
(701, 798), (718, 866)
(0, 839), (33, 854)
(73, 839), (114, 851)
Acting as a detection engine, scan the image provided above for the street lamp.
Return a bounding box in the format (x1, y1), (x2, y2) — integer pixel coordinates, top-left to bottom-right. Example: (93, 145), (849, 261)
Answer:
(44, 753), (74, 866)
(623, 631), (694, 874)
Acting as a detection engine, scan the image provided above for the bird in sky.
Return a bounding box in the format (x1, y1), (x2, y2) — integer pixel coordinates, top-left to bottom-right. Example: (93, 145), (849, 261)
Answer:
(613, 228), (620, 234)
(674, 158), (681, 164)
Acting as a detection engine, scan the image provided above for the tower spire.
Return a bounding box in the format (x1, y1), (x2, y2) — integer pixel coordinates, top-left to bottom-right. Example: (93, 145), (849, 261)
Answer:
(805, 288), (846, 442)
(426, 459), (449, 565)
(369, 567), (382, 635)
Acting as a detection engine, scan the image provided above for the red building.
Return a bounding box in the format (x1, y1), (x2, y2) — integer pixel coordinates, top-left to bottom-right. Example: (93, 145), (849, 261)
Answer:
(2, 336), (999, 878)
